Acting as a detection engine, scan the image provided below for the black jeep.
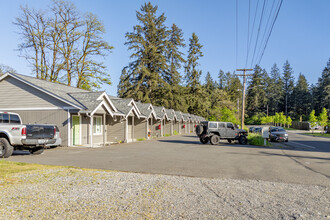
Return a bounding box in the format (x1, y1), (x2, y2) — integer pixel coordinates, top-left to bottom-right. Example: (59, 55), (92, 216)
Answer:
(196, 121), (248, 145)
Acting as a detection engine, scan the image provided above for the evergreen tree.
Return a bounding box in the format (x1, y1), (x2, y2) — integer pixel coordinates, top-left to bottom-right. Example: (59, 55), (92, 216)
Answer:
(246, 65), (268, 116)
(268, 63), (283, 114)
(122, 2), (168, 104)
(315, 59), (330, 113)
(204, 72), (216, 94)
(292, 73), (311, 119)
(117, 67), (130, 97)
(218, 69), (225, 89)
(282, 60), (295, 115)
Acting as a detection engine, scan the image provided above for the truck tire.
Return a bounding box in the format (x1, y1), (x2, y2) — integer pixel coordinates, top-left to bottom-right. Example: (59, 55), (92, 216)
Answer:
(238, 136), (247, 145)
(0, 138), (14, 158)
(29, 147), (44, 155)
(200, 137), (209, 144)
(210, 135), (220, 145)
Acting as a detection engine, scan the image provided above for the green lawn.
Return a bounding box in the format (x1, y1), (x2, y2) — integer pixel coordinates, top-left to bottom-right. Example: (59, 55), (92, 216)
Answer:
(247, 133), (271, 147)
(304, 133), (330, 138)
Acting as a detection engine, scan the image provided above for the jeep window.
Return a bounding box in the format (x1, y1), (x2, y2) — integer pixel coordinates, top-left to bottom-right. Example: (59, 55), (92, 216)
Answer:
(9, 114), (21, 124)
(227, 123), (234, 129)
(209, 122), (217, 128)
(219, 123), (226, 128)
(2, 113), (9, 124)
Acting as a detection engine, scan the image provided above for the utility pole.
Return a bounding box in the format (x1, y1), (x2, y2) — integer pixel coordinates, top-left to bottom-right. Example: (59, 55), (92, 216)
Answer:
(236, 69), (253, 129)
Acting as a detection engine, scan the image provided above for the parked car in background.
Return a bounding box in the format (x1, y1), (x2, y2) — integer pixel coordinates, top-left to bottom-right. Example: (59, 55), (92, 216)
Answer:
(196, 121), (248, 145)
(249, 127), (255, 133)
(253, 127), (262, 134)
(45, 125), (61, 148)
(268, 126), (288, 142)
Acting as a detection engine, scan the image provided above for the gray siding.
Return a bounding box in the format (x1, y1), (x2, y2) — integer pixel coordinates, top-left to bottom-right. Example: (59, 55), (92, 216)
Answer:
(134, 118), (147, 140)
(81, 115), (89, 145)
(106, 115), (125, 143)
(8, 110), (69, 146)
(0, 77), (69, 108)
(174, 121), (180, 134)
(164, 120), (171, 135)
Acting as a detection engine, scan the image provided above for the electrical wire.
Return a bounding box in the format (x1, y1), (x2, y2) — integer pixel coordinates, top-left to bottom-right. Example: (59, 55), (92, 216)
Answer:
(257, 0), (283, 65)
(236, 0), (239, 70)
(245, 0), (251, 69)
(246, 0), (260, 68)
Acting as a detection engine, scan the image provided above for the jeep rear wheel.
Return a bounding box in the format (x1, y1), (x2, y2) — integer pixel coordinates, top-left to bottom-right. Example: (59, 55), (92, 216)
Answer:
(0, 138), (14, 158)
(200, 137), (209, 144)
(210, 135), (220, 145)
(238, 135), (247, 145)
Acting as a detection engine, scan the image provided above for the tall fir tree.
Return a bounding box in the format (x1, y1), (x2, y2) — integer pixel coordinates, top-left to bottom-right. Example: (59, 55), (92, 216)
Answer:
(292, 73), (311, 119)
(120, 2), (168, 105)
(315, 59), (330, 113)
(282, 60), (295, 115)
(268, 63), (283, 114)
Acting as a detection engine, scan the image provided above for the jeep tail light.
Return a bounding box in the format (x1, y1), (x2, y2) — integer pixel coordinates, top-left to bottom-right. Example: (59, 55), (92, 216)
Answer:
(21, 127), (26, 136)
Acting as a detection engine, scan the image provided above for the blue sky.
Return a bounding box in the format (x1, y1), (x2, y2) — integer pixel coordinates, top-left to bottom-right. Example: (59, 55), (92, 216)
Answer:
(0, 0), (329, 96)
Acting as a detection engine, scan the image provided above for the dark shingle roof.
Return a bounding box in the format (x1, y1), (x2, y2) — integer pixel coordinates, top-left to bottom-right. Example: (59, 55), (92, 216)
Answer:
(110, 98), (134, 115)
(164, 109), (175, 120)
(68, 92), (104, 112)
(136, 102), (153, 117)
(153, 106), (165, 119)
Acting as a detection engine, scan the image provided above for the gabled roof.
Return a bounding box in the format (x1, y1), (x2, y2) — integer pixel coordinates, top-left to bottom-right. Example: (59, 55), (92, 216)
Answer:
(164, 109), (175, 121)
(136, 102), (157, 119)
(0, 73), (120, 115)
(110, 98), (140, 119)
(174, 111), (183, 121)
(153, 106), (167, 120)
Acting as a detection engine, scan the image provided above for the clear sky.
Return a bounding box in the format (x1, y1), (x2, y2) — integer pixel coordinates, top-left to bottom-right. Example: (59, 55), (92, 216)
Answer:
(0, 0), (329, 96)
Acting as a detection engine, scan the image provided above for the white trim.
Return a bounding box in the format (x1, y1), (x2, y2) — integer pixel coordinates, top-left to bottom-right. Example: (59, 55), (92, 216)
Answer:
(0, 73), (9, 81)
(71, 115), (82, 146)
(93, 116), (103, 135)
(97, 92), (118, 112)
(125, 107), (140, 119)
(90, 101), (114, 117)
(0, 107), (77, 111)
(128, 99), (142, 115)
(67, 110), (71, 147)
(8, 73), (83, 110)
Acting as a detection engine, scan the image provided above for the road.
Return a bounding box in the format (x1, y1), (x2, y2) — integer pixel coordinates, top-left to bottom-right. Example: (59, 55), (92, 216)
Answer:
(6, 131), (330, 187)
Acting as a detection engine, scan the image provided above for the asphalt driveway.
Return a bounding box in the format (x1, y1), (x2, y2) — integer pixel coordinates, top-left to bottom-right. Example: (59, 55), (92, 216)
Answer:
(7, 134), (330, 187)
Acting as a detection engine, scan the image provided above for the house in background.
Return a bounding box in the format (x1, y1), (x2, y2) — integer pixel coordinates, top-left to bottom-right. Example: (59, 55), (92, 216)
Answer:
(0, 72), (206, 147)
(109, 97), (142, 143)
(0, 72), (121, 147)
(135, 102), (157, 139)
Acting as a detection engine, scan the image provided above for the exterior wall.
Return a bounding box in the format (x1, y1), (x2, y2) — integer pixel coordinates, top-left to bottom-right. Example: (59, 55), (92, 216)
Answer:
(164, 120), (171, 135)
(174, 121), (180, 134)
(7, 109), (69, 146)
(80, 115), (89, 145)
(92, 114), (104, 144)
(106, 115), (125, 143)
(190, 122), (194, 133)
(0, 77), (69, 108)
(153, 119), (161, 137)
(134, 118), (147, 140)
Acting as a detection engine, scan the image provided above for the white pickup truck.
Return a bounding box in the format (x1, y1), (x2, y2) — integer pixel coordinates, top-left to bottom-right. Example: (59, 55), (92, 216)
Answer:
(0, 112), (56, 158)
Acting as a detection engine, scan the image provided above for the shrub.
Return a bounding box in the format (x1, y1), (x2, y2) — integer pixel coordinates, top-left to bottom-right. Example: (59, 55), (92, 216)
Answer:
(164, 134), (171, 137)
(247, 133), (271, 146)
(173, 130), (179, 135)
(136, 138), (146, 141)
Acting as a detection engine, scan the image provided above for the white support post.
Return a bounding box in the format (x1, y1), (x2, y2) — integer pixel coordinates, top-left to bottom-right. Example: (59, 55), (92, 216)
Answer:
(67, 110), (71, 147)
(90, 116), (93, 148)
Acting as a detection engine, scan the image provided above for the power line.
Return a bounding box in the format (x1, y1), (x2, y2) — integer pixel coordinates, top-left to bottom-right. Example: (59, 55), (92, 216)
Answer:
(257, 0), (283, 65)
(251, 0), (267, 67)
(246, 0), (260, 68)
(245, 0), (251, 69)
(236, 0), (239, 69)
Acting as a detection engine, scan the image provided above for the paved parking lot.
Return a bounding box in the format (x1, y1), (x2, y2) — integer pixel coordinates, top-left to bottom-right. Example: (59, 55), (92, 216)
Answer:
(7, 134), (330, 187)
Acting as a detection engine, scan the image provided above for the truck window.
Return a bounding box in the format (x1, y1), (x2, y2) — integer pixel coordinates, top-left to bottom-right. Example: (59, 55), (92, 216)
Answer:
(0, 114), (2, 123)
(2, 114), (9, 123)
(227, 123), (234, 129)
(209, 122), (217, 128)
(9, 114), (21, 124)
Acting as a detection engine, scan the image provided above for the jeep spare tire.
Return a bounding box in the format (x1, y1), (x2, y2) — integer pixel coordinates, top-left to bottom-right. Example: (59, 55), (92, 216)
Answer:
(238, 135), (247, 145)
(196, 125), (203, 136)
(210, 135), (220, 145)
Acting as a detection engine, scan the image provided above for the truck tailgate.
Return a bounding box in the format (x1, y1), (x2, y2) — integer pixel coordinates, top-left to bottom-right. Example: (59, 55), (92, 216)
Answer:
(26, 125), (55, 139)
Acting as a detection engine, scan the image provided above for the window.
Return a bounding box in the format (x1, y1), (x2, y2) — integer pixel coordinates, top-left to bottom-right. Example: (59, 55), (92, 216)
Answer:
(9, 114), (21, 124)
(93, 116), (102, 135)
(2, 114), (9, 124)
(227, 123), (234, 129)
(0, 114), (2, 123)
(209, 122), (217, 128)
(219, 123), (226, 128)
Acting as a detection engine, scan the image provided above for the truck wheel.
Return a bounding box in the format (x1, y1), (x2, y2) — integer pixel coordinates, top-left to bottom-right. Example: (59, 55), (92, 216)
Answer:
(238, 136), (247, 145)
(29, 147), (44, 155)
(210, 135), (220, 145)
(0, 138), (14, 158)
(200, 137), (209, 144)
